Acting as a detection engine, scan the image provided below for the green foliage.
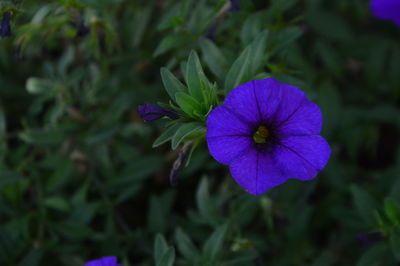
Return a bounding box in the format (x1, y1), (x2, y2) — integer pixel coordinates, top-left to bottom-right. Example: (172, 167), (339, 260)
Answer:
(0, 0), (400, 265)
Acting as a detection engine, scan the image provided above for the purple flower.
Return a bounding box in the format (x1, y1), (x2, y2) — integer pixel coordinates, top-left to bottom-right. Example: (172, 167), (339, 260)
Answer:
(138, 102), (179, 122)
(356, 232), (384, 247)
(206, 78), (330, 195)
(229, 0), (240, 12)
(85, 256), (122, 266)
(0, 11), (12, 38)
(371, 0), (400, 26)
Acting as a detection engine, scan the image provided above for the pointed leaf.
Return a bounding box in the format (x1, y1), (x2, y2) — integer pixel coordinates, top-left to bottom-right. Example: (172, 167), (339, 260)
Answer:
(160, 68), (186, 102)
(153, 123), (181, 148)
(157, 247), (175, 266)
(185, 51), (206, 101)
(154, 234), (169, 265)
(203, 224), (228, 262)
(248, 31), (268, 76)
(175, 228), (199, 260)
(199, 39), (228, 79)
(175, 92), (202, 118)
(171, 122), (204, 150)
(224, 47), (251, 92)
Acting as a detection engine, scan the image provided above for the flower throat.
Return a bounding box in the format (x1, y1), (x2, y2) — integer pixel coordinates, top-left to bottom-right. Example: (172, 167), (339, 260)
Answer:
(253, 125), (270, 144)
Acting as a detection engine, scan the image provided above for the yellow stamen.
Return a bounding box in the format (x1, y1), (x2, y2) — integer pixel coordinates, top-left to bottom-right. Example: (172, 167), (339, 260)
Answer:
(253, 125), (269, 144)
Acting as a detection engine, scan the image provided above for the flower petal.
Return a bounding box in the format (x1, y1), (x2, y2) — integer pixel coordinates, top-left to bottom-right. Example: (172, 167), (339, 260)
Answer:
(277, 100), (323, 136)
(206, 105), (252, 137)
(85, 256), (118, 266)
(137, 102), (179, 122)
(229, 148), (288, 195)
(275, 135), (330, 181)
(224, 81), (261, 124)
(252, 79), (283, 123)
(371, 0), (400, 20)
(207, 135), (252, 164)
(268, 82), (308, 125)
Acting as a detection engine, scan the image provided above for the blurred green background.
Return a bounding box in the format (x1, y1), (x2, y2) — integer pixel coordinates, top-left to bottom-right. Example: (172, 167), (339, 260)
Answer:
(1, 0), (400, 265)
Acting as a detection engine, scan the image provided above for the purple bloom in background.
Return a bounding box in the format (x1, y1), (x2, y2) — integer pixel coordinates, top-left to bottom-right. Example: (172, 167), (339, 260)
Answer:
(357, 231), (384, 247)
(0, 11), (12, 38)
(85, 256), (122, 266)
(229, 0), (240, 11)
(138, 102), (179, 122)
(206, 78), (330, 195)
(371, 0), (400, 26)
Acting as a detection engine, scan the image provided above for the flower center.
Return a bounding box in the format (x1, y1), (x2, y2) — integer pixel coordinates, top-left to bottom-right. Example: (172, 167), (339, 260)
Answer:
(253, 125), (270, 144)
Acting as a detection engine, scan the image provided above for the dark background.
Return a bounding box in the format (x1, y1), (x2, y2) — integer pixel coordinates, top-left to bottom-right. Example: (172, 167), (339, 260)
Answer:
(0, 0), (399, 265)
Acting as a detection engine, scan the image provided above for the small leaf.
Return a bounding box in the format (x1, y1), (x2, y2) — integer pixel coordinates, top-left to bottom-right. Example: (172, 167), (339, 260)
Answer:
(43, 197), (70, 212)
(175, 92), (202, 118)
(26, 78), (54, 95)
(185, 50), (206, 101)
(240, 14), (262, 46)
(160, 67), (186, 102)
(196, 177), (217, 225)
(224, 47), (251, 92)
(199, 38), (228, 79)
(171, 122), (204, 150)
(19, 129), (65, 145)
(203, 224), (228, 262)
(153, 123), (181, 148)
(157, 247), (175, 266)
(175, 228), (199, 261)
(384, 198), (400, 226)
(154, 234), (169, 265)
(154, 34), (187, 57)
(248, 31), (268, 76)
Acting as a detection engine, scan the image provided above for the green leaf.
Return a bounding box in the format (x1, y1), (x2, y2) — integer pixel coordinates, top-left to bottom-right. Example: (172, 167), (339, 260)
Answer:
(185, 50), (206, 102)
(154, 34), (187, 57)
(384, 198), (400, 226)
(157, 247), (175, 266)
(154, 234), (169, 265)
(43, 197), (70, 212)
(199, 38), (228, 79)
(224, 46), (251, 92)
(390, 231), (400, 261)
(171, 122), (204, 150)
(175, 227), (199, 261)
(19, 129), (65, 145)
(153, 123), (181, 148)
(196, 177), (217, 225)
(267, 27), (302, 55)
(160, 67), (186, 102)
(175, 92), (202, 118)
(26, 77), (54, 95)
(248, 31), (268, 76)
(351, 185), (378, 227)
(203, 223), (228, 262)
(240, 14), (262, 46)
